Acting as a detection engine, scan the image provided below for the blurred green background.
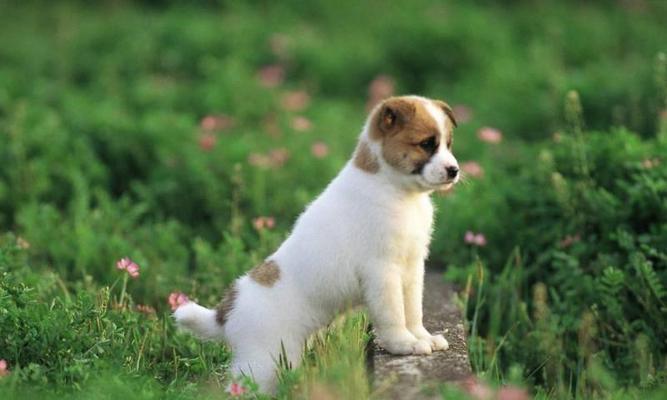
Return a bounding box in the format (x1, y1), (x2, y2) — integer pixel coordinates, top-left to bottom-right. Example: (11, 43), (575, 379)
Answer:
(1, 1), (666, 398)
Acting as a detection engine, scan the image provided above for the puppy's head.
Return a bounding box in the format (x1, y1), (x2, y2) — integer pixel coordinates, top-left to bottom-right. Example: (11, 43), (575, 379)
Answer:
(357, 95), (459, 192)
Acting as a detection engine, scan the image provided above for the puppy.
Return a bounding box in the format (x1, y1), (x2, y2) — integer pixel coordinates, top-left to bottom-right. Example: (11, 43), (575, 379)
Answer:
(174, 95), (459, 393)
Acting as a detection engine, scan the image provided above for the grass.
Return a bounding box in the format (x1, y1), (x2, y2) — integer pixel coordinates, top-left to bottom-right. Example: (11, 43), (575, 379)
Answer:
(1, 0), (666, 398)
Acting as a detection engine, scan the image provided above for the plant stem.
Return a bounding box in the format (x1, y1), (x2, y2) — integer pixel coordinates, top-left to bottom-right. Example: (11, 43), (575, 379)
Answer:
(119, 273), (128, 308)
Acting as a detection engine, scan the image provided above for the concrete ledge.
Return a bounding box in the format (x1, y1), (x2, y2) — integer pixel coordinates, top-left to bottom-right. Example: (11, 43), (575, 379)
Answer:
(370, 271), (472, 399)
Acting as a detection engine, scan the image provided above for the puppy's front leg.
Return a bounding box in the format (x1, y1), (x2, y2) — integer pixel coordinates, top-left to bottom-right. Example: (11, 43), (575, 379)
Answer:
(403, 263), (449, 351)
(364, 265), (432, 355)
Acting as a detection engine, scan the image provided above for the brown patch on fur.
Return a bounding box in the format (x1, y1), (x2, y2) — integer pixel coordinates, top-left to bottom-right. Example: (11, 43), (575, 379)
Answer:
(369, 97), (416, 141)
(215, 283), (238, 325)
(369, 96), (446, 174)
(433, 100), (458, 128)
(354, 141), (380, 173)
(433, 100), (456, 148)
(249, 260), (280, 287)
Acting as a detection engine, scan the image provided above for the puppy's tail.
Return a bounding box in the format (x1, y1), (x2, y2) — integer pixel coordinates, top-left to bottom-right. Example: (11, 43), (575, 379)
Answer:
(173, 301), (225, 340)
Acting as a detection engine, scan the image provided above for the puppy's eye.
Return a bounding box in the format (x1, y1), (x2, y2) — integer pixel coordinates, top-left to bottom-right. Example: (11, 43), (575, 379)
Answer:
(418, 137), (437, 152)
(446, 136), (453, 149)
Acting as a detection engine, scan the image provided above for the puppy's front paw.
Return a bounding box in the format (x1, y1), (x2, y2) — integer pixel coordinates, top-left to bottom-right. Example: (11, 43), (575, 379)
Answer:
(428, 334), (449, 351)
(409, 326), (449, 351)
(377, 330), (432, 355)
(411, 339), (433, 355)
(381, 338), (433, 355)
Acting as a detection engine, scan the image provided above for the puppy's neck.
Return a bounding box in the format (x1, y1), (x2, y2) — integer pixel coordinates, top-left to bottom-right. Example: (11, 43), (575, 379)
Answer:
(337, 165), (428, 208)
(335, 148), (430, 208)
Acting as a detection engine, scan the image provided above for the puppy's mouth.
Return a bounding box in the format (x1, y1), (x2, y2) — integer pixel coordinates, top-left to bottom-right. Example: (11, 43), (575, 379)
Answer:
(418, 176), (458, 191)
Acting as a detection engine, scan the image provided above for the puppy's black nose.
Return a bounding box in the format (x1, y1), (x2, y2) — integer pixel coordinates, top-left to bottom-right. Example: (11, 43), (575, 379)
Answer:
(446, 166), (459, 179)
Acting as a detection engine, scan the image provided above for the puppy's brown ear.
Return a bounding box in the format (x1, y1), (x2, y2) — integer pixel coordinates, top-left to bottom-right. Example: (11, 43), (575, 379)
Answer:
(434, 100), (458, 128)
(375, 98), (415, 136)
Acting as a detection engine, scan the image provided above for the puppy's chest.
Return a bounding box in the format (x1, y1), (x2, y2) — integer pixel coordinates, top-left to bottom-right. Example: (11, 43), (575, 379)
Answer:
(378, 200), (433, 264)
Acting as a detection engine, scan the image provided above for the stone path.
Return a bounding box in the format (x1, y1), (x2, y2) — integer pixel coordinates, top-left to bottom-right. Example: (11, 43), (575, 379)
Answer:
(369, 271), (472, 399)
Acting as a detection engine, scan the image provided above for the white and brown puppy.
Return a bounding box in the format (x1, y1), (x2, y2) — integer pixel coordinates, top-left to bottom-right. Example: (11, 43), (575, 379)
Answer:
(174, 95), (460, 393)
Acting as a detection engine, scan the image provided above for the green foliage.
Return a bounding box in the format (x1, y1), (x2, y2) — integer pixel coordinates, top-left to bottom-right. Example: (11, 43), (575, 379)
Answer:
(445, 118), (667, 397)
(0, 235), (229, 389)
(0, 1), (666, 399)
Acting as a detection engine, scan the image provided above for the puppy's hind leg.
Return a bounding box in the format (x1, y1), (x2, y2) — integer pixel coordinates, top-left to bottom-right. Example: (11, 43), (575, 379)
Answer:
(229, 333), (304, 395)
(230, 351), (278, 394)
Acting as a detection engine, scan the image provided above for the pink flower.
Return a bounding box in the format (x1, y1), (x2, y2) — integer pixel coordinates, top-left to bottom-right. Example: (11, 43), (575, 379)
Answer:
(228, 382), (246, 396)
(116, 257), (132, 270)
(474, 234), (487, 247)
(366, 74), (395, 110)
(136, 304), (156, 315)
(198, 132), (217, 151)
(200, 114), (234, 132)
(497, 386), (530, 400)
(268, 147), (290, 166)
(559, 234), (581, 248)
(126, 263), (140, 279)
(281, 90), (310, 111)
(253, 216), (275, 231)
(291, 116), (312, 132)
(116, 257), (140, 279)
(311, 141), (329, 158)
(452, 105), (473, 124)
(168, 292), (190, 311)
(477, 127), (503, 144)
(461, 161), (484, 178)
(464, 231), (487, 247)
(248, 148), (290, 169)
(257, 64), (285, 88)
(0, 359), (9, 377)
(460, 376), (493, 400)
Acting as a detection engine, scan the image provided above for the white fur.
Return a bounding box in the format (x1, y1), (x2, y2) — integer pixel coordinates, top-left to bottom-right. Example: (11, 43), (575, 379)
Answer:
(173, 302), (222, 340)
(421, 100), (460, 187)
(174, 96), (455, 393)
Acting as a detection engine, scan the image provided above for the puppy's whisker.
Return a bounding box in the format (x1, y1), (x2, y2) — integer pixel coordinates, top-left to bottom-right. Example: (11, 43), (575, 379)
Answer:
(458, 173), (472, 185)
